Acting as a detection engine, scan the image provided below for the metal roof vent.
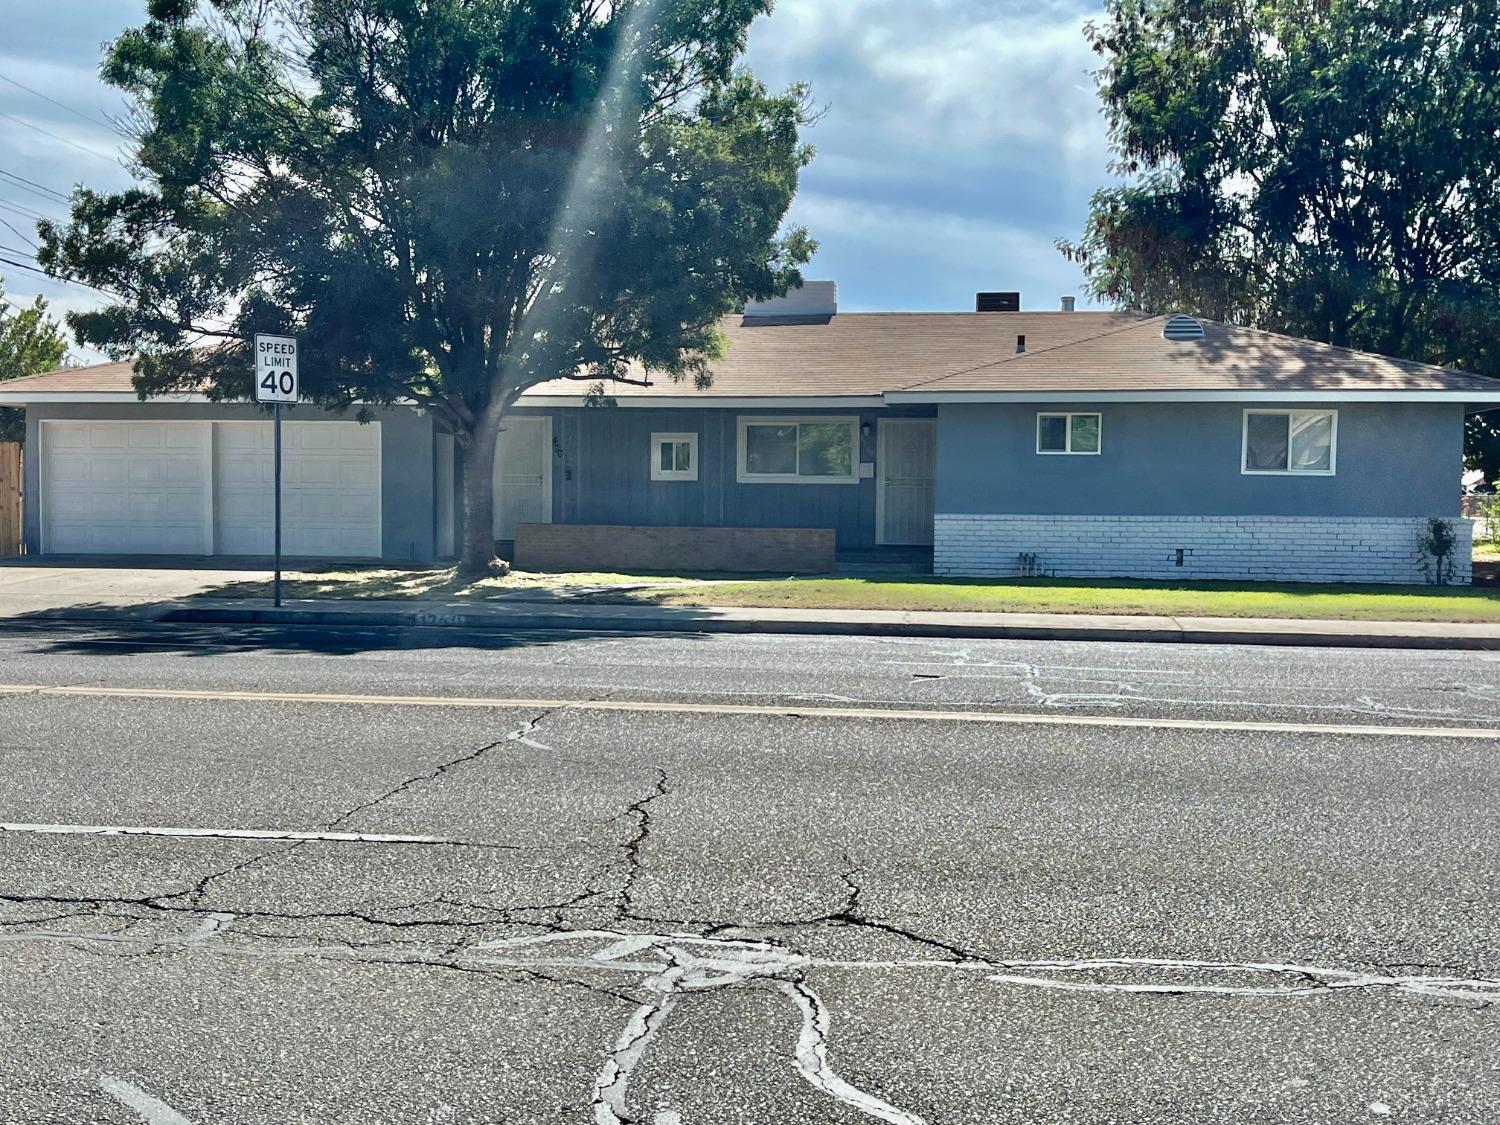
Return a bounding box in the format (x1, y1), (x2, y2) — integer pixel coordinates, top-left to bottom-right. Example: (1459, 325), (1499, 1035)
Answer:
(1163, 314), (1206, 341)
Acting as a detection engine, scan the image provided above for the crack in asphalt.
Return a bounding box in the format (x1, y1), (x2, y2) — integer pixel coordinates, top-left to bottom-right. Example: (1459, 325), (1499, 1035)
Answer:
(19, 922), (1494, 1125)
(617, 769), (670, 921)
(324, 707), (568, 834)
(123, 708), (573, 913)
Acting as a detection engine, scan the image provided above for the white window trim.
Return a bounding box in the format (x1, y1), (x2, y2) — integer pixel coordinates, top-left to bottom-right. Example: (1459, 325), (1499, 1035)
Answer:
(1241, 408), (1339, 476)
(650, 432), (699, 482)
(1036, 412), (1102, 456)
(735, 415), (860, 485)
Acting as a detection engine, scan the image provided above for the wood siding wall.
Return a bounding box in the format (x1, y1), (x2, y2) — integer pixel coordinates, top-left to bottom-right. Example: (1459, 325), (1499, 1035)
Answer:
(523, 405), (936, 549)
(0, 442), (21, 556)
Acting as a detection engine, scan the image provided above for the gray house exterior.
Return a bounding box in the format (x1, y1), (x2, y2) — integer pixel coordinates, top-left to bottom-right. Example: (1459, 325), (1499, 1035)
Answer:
(3, 283), (1495, 584)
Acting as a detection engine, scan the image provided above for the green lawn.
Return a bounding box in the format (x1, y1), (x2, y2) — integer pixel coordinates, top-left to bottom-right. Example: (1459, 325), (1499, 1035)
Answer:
(198, 562), (1500, 623)
(615, 575), (1500, 623)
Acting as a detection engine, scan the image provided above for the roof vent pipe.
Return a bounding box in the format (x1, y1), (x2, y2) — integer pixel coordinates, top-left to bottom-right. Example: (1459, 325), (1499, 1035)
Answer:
(1016, 334), (1027, 354)
(1060, 296), (1076, 312)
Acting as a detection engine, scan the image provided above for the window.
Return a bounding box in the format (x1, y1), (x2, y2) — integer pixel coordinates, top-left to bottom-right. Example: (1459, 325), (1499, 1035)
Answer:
(1242, 410), (1337, 475)
(1036, 412), (1102, 455)
(736, 416), (859, 484)
(650, 432), (698, 481)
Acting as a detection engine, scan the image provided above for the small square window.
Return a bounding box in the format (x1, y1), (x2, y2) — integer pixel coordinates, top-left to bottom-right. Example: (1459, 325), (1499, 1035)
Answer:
(650, 433), (699, 481)
(1037, 412), (1102, 455)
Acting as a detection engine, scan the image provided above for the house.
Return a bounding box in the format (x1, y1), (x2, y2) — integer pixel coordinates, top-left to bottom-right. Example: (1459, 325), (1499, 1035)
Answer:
(0, 281), (1493, 584)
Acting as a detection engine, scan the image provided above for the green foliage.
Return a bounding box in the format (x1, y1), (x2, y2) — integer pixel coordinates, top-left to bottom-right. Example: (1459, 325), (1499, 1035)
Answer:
(0, 279), (69, 442)
(38, 0), (814, 563)
(1061, 0), (1500, 396)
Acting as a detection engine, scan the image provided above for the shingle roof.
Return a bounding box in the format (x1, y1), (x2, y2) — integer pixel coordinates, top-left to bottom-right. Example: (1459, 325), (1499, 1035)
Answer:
(0, 359), (140, 395)
(522, 312), (1498, 398)
(3, 312), (1494, 401)
(896, 315), (1500, 395)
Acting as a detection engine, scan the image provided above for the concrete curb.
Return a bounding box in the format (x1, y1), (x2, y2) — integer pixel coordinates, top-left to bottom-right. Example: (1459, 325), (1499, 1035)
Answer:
(131, 603), (1500, 651)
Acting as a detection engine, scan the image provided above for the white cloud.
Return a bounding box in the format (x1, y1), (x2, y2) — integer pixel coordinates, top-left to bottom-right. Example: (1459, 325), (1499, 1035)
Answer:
(746, 0), (1113, 310)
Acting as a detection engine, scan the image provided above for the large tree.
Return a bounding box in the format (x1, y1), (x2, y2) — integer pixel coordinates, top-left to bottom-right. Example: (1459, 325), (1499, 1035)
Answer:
(0, 280), (69, 442)
(1060, 0), (1500, 468)
(39, 0), (814, 571)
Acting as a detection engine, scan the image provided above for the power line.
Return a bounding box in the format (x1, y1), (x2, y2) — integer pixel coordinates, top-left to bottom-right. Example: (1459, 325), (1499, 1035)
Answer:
(0, 255), (119, 300)
(0, 72), (120, 133)
(0, 198), (54, 223)
(0, 217), (36, 248)
(0, 168), (67, 203)
(0, 110), (120, 162)
(0, 254), (51, 277)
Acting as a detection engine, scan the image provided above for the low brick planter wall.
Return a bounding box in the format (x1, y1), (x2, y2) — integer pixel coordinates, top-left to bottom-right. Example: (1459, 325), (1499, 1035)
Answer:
(514, 524), (836, 574)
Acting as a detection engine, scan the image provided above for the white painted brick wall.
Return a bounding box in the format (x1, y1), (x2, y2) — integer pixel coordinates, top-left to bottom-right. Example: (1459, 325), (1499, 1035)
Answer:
(934, 515), (1474, 586)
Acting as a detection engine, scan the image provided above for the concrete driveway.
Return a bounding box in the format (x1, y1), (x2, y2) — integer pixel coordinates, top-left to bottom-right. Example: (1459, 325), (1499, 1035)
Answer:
(0, 564), (268, 616)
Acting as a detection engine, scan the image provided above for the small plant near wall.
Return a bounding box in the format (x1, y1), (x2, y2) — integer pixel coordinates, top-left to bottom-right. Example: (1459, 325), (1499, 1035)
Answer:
(1418, 517), (1459, 585)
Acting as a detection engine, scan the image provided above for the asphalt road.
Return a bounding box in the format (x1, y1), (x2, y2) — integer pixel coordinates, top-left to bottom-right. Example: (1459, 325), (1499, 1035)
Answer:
(0, 621), (1497, 1123)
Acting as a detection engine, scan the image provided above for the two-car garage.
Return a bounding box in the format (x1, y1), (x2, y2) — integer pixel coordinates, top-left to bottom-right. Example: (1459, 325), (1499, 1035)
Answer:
(40, 420), (382, 558)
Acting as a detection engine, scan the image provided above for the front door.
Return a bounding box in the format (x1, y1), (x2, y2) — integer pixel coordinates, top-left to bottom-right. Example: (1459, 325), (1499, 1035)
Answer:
(877, 419), (936, 546)
(493, 416), (552, 541)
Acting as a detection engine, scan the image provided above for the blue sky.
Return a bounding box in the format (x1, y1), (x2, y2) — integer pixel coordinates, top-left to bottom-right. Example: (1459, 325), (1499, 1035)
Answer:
(0, 0), (1113, 360)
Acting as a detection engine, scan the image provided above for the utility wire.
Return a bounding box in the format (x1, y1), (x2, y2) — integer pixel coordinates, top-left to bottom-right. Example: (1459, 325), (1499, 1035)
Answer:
(0, 167), (68, 203)
(0, 217), (36, 248)
(0, 255), (118, 300)
(0, 110), (119, 161)
(0, 73), (120, 133)
(0, 197), (54, 221)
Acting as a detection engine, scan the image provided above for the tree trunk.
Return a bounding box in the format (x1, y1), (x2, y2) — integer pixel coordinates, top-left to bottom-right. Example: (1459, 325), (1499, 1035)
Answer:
(457, 415), (502, 577)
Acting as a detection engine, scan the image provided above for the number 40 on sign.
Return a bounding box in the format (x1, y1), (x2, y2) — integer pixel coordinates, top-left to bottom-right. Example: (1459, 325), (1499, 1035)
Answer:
(254, 334), (299, 403)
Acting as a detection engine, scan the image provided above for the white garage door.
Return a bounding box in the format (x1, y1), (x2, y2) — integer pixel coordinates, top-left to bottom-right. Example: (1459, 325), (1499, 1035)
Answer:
(42, 421), (211, 554)
(214, 421), (381, 557)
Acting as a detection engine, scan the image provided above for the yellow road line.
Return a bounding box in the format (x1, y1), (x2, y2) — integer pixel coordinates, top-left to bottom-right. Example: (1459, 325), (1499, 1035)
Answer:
(0, 683), (1495, 740)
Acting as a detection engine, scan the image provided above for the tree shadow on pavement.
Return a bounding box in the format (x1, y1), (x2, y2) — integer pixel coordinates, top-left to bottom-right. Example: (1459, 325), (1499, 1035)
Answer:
(0, 611), (719, 659)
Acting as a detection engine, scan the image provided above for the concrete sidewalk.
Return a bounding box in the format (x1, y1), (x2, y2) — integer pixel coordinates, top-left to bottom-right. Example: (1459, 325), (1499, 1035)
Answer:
(22, 592), (1498, 650)
(0, 564), (1493, 650)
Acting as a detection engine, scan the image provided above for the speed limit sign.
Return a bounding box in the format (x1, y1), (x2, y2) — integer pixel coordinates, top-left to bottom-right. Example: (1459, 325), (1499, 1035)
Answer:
(254, 334), (299, 403)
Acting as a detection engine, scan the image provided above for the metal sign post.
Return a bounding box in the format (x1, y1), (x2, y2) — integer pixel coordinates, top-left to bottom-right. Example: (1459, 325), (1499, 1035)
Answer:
(274, 400), (283, 606)
(254, 335), (300, 608)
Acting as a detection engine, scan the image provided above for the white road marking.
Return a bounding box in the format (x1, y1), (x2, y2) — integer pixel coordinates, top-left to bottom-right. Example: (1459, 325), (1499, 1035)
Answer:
(99, 1077), (193, 1125)
(0, 683), (1494, 739)
(0, 823), (460, 845)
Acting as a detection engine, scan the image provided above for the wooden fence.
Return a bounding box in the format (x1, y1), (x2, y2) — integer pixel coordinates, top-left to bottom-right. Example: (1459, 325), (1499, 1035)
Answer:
(0, 443), (21, 556)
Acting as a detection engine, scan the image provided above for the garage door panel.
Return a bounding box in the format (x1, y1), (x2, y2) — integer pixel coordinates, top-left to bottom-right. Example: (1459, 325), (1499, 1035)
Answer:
(42, 422), (210, 555)
(213, 421), (381, 558)
(295, 462), (341, 486)
(47, 458), (91, 484)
